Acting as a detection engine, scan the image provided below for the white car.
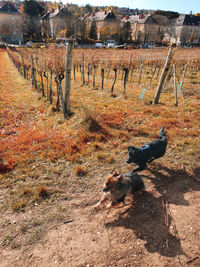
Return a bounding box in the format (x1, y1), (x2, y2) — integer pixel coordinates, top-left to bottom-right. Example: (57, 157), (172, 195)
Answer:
(26, 41), (33, 46)
(107, 43), (116, 48)
(95, 43), (105, 48)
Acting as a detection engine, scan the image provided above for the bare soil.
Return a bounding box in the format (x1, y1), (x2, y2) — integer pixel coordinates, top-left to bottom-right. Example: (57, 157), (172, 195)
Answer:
(1, 166), (200, 267)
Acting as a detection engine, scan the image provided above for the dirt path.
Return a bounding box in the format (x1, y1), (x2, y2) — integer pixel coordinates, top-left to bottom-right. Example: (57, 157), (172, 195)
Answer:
(0, 49), (200, 266)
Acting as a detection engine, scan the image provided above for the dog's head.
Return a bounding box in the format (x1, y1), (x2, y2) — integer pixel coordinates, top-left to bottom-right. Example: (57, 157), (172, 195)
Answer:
(103, 171), (122, 192)
(126, 146), (140, 163)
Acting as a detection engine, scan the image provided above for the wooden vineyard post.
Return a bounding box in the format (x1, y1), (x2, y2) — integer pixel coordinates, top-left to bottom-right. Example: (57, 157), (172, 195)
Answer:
(58, 74), (66, 117)
(173, 64), (178, 107)
(43, 72), (49, 100)
(73, 64), (76, 81)
(82, 53), (85, 85)
(31, 56), (37, 89)
(49, 72), (53, 104)
(40, 72), (45, 97)
(101, 65), (104, 90)
(87, 64), (90, 86)
(152, 44), (174, 105)
(64, 39), (74, 116)
(93, 65), (96, 89)
(23, 65), (26, 79)
(111, 68), (117, 94)
(150, 66), (157, 86)
(138, 58), (143, 84)
(163, 66), (173, 89)
(123, 68), (129, 95)
(55, 75), (60, 111)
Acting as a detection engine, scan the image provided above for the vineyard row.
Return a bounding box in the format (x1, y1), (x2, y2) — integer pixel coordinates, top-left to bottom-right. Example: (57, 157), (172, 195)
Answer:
(6, 46), (200, 117)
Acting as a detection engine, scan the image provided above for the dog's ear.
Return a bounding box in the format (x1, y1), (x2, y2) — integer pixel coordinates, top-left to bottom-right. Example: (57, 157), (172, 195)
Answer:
(116, 174), (123, 182)
(112, 171), (119, 176)
(128, 146), (138, 152)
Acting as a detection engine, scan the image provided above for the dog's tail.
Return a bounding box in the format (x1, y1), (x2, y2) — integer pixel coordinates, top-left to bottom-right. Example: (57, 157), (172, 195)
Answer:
(160, 126), (167, 143)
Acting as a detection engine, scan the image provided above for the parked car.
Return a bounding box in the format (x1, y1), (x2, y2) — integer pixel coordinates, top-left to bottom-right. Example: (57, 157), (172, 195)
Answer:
(115, 43), (127, 49)
(107, 42), (116, 48)
(95, 43), (105, 48)
(26, 41), (33, 46)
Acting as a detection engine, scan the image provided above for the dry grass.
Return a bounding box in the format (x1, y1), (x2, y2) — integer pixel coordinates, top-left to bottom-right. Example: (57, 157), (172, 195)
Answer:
(74, 165), (87, 177)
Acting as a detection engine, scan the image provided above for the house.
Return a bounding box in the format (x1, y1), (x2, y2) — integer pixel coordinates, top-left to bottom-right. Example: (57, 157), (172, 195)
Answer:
(151, 14), (200, 45)
(122, 14), (161, 43)
(40, 6), (73, 40)
(87, 10), (120, 40)
(40, 10), (51, 38)
(124, 13), (200, 46)
(0, 1), (23, 43)
(173, 15), (200, 45)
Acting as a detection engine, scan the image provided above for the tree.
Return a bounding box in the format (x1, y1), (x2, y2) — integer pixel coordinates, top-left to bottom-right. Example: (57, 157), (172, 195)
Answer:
(23, 0), (45, 40)
(79, 20), (87, 42)
(100, 24), (118, 42)
(83, 4), (93, 14)
(23, 0), (45, 17)
(22, 14), (41, 40)
(158, 26), (165, 43)
(189, 29), (195, 44)
(89, 20), (97, 40)
(119, 21), (132, 44)
(65, 22), (75, 38)
(154, 10), (179, 19)
(123, 21), (132, 42)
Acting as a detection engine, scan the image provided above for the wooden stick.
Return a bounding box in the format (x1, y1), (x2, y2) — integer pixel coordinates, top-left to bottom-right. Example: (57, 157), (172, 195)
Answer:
(173, 64), (178, 107)
(64, 39), (74, 116)
(81, 53), (85, 85)
(153, 44), (174, 104)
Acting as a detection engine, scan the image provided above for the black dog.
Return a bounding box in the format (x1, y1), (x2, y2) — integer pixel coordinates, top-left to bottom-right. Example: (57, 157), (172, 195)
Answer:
(126, 126), (167, 174)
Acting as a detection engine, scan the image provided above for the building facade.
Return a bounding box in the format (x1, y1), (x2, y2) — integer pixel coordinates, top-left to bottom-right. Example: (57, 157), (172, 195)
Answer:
(122, 14), (161, 43)
(0, 2), (23, 43)
(174, 15), (200, 45)
(87, 10), (120, 40)
(40, 6), (73, 40)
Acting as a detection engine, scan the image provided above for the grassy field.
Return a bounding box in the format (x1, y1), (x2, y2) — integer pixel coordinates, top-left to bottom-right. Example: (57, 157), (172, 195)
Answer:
(0, 47), (200, 266)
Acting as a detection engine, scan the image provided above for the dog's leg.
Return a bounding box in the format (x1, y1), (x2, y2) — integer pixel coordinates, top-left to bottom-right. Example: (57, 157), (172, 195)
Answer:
(125, 164), (147, 176)
(124, 193), (134, 205)
(93, 192), (110, 209)
(114, 195), (134, 215)
(147, 157), (154, 163)
(107, 201), (125, 209)
(107, 192), (134, 210)
(134, 163), (147, 172)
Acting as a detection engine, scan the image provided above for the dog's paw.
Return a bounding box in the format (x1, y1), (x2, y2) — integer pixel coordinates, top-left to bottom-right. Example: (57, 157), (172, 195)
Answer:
(93, 202), (102, 209)
(106, 202), (112, 209)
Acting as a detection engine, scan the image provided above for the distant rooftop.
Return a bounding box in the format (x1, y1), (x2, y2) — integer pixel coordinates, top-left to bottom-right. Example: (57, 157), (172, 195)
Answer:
(41, 6), (72, 19)
(184, 15), (200, 26)
(88, 11), (116, 21)
(0, 2), (20, 14)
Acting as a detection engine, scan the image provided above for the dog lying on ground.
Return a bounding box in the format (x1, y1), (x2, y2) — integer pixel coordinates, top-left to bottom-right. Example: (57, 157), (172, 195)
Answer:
(126, 126), (167, 175)
(93, 171), (145, 210)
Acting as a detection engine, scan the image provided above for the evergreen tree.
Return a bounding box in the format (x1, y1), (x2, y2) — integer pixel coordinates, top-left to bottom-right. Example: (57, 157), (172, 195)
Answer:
(89, 20), (97, 40)
(23, 0), (45, 17)
(80, 20), (87, 42)
(118, 21), (132, 44)
(23, 0), (45, 40)
(123, 21), (132, 43)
